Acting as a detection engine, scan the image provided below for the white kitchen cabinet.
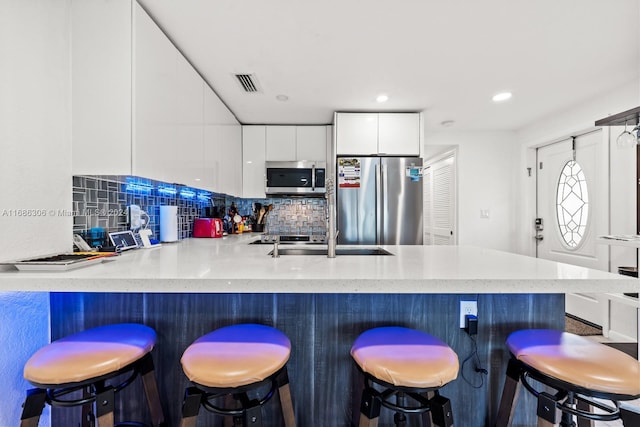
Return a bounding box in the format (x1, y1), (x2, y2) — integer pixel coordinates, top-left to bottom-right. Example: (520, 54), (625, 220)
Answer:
(133, 1), (178, 183)
(242, 126), (267, 198)
(378, 113), (421, 155)
(296, 126), (328, 161)
(71, 0), (132, 175)
(336, 112), (421, 156)
(166, 53), (205, 186)
(73, 0), (241, 193)
(336, 113), (378, 155)
(265, 126), (296, 161)
(203, 86), (241, 196)
(134, 2), (208, 186)
(218, 125), (242, 197)
(265, 125), (328, 162)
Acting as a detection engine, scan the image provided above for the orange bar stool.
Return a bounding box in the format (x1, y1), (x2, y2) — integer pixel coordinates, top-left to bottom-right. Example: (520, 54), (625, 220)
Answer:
(179, 323), (296, 427)
(20, 323), (166, 427)
(495, 329), (640, 427)
(351, 326), (459, 427)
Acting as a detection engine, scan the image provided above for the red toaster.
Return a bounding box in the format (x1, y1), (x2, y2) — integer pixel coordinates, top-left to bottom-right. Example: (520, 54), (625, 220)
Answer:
(193, 218), (223, 238)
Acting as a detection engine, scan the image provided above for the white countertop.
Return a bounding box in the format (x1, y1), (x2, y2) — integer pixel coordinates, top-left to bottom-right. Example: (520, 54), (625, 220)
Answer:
(0, 234), (637, 294)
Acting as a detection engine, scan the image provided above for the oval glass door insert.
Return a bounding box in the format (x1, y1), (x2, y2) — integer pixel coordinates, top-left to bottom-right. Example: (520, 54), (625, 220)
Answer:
(556, 160), (589, 248)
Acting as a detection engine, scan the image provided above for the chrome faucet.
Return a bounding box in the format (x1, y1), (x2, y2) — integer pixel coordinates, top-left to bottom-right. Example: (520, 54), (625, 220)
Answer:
(272, 242), (279, 258)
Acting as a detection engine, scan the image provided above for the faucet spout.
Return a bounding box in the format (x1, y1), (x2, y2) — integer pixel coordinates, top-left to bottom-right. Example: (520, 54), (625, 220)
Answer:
(326, 177), (337, 258)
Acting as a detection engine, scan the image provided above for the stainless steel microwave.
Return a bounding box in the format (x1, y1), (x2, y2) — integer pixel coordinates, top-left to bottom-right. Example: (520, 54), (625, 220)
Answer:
(265, 161), (326, 196)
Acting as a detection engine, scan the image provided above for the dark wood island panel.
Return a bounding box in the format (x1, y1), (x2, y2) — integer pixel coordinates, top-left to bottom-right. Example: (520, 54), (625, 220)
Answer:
(50, 292), (563, 426)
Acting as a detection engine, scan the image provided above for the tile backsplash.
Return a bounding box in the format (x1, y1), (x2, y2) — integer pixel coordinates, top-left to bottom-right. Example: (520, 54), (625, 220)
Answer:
(72, 175), (228, 242)
(263, 198), (327, 235)
(72, 175), (327, 244)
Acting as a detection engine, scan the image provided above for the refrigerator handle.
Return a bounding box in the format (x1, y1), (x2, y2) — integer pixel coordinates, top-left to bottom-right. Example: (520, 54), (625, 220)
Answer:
(375, 163), (382, 245)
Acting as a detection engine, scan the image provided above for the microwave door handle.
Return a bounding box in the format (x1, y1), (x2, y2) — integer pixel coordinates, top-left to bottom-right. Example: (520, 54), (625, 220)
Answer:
(311, 164), (316, 191)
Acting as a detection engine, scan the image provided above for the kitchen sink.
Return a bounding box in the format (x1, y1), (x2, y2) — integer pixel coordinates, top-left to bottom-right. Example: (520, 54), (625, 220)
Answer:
(268, 247), (393, 256)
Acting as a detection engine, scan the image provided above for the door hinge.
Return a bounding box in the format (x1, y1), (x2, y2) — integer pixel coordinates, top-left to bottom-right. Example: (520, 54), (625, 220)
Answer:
(539, 162), (543, 170)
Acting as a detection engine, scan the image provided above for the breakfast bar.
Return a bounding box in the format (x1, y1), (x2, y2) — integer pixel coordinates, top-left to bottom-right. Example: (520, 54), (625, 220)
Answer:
(1, 237), (637, 426)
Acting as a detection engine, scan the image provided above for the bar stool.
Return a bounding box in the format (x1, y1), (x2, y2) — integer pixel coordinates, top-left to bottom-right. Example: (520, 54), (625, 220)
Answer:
(350, 326), (459, 427)
(20, 323), (166, 427)
(495, 329), (640, 427)
(179, 323), (296, 427)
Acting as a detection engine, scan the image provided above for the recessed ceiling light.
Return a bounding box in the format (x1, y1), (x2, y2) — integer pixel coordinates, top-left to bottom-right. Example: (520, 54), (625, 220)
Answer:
(492, 92), (512, 102)
(276, 94), (289, 101)
(194, 178), (201, 182)
(376, 94), (389, 103)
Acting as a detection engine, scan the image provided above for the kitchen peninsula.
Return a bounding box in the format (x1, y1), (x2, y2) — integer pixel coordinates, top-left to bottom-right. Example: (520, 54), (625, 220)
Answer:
(1, 236), (637, 426)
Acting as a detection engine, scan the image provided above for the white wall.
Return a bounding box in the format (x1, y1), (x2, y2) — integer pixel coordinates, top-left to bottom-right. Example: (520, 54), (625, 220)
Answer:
(0, 0), (72, 424)
(424, 130), (518, 252)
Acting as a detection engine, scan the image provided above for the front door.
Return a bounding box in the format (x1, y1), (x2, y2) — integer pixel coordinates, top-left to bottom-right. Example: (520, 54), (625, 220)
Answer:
(536, 130), (609, 325)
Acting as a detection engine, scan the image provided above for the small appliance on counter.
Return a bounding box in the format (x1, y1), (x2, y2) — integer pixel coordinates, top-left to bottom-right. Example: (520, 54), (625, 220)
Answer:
(160, 205), (178, 242)
(193, 218), (223, 238)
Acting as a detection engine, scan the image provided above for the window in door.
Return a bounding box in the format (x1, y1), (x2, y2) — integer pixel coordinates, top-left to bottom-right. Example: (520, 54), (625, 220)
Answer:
(556, 160), (589, 248)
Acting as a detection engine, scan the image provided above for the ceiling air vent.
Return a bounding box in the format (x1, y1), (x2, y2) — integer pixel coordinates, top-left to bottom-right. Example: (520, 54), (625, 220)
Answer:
(234, 73), (262, 93)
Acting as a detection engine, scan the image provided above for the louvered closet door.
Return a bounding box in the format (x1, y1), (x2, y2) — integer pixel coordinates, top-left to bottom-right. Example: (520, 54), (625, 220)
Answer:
(424, 152), (456, 245)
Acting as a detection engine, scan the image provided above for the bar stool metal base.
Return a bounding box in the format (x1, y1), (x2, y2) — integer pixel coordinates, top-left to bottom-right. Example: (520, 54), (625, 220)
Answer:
(180, 366), (296, 427)
(20, 352), (166, 427)
(496, 357), (639, 427)
(357, 371), (454, 427)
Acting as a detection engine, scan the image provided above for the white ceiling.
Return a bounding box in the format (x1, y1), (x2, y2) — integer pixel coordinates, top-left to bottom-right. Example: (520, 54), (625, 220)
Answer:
(137, 0), (640, 130)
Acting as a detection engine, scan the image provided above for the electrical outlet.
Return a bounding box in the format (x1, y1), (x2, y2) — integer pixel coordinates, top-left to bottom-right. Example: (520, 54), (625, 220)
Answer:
(460, 300), (478, 328)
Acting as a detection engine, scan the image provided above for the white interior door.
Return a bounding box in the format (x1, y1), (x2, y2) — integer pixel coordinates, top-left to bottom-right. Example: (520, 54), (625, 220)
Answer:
(424, 151), (456, 245)
(536, 130), (609, 325)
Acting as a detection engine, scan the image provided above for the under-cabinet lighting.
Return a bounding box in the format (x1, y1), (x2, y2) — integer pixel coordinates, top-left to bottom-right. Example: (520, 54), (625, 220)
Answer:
(179, 189), (196, 199)
(157, 186), (177, 195)
(376, 94), (389, 103)
(124, 178), (153, 194)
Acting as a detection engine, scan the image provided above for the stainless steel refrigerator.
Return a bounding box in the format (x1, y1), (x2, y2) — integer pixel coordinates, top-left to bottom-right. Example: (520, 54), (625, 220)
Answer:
(337, 157), (423, 245)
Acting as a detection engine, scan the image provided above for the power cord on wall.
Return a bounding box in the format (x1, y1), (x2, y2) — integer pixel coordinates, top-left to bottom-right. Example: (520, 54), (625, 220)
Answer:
(460, 334), (488, 389)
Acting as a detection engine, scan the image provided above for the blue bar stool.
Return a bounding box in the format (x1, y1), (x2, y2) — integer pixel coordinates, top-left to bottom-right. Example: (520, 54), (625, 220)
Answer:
(20, 323), (166, 427)
(495, 329), (640, 426)
(179, 323), (296, 427)
(351, 326), (459, 427)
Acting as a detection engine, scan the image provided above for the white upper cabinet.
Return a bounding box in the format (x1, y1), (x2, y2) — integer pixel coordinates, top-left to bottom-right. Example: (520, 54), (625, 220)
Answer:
(296, 126), (328, 161)
(72, 1), (242, 195)
(133, 1), (178, 183)
(242, 126), (267, 198)
(336, 113), (379, 155)
(265, 126), (296, 161)
(336, 112), (421, 156)
(218, 125), (242, 197)
(168, 54), (204, 186)
(264, 125), (328, 162)
(71, 0), (132, 175)
(203, 87), (242, 195)
(378, 113), (421, 155)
